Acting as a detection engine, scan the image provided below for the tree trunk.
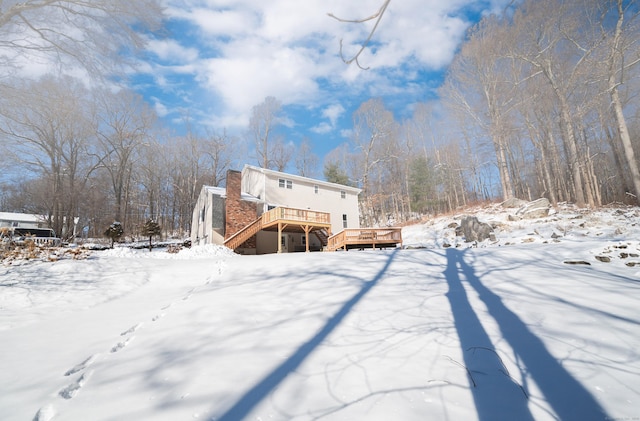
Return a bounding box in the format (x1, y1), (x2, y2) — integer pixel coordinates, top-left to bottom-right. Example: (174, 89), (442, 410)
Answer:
(610, 88), (640, 203)
(607, 0), (640, 204)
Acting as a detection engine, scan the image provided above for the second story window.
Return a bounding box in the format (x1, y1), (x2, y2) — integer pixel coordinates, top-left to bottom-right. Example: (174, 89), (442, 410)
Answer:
(340, 190), (346, 199)
(279, 179), (293, 189)
(314, 185), (319, 194)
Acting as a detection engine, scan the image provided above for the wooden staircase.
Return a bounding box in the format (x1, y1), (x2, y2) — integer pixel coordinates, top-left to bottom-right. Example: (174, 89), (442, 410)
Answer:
(223, 207), (333, 252)
(312, 228), (330, 249)
(223, 217), (263, 250)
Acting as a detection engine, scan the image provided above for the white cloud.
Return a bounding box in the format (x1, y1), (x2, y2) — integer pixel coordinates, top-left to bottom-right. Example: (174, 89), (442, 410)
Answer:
(322, 104), (345, 126)
(311, 103), (345, 134)
(311, 122), (332, 134)
(154, 0), (513, 132)
(147, 39), (199, 63)
(189, 8), (258, 37)
(152, 98), (169, 117)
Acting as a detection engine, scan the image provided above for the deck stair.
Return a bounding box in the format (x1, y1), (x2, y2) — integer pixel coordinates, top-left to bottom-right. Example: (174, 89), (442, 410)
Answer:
(223, 206), (332, 252)
(223, 217), (263, 250)
(313, 228), (330, 248)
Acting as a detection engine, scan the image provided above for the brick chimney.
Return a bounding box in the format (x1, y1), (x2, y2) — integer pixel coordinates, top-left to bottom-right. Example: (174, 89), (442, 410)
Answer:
(224, 169), (257, 248)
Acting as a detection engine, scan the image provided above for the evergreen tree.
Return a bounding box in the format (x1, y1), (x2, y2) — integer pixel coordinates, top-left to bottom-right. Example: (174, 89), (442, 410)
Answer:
(141, 219), (161, 251)
(409, 156), (435, 213)
(104, 222), (124, 249)
(323, 162), (350, 186)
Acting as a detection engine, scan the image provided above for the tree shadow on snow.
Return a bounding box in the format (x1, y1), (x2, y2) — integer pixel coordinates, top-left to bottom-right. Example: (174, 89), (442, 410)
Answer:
(444, 248), (609, 420)
(210, 248), (399, 421)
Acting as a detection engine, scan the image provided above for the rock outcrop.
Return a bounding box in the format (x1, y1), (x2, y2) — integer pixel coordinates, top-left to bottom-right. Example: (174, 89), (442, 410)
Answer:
(509, 198), (551, 221)
(460, 216), (494, 242)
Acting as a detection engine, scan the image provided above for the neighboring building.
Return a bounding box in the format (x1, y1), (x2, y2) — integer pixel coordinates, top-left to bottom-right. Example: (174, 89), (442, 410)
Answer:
(0, 212), (60, 245)
(191, 165), (361, 254)
(0, 212), (49, 229)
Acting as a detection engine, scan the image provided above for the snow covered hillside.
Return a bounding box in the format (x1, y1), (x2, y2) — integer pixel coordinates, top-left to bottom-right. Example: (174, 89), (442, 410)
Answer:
(1, 205), (638, 421)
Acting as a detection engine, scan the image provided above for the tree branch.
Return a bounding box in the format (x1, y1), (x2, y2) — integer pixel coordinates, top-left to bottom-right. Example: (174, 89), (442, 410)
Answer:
(328, 0), (391, 70)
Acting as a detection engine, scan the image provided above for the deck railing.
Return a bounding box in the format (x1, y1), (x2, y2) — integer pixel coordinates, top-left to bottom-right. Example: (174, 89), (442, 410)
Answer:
(262, 207), (330, 226)
(224, 207), (331, 250)
(327, 228), (402, 251)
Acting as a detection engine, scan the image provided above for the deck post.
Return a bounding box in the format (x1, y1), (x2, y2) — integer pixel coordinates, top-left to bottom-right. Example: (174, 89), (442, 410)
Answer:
(277, 222), (282, 253)
(303, 225), (312, 252)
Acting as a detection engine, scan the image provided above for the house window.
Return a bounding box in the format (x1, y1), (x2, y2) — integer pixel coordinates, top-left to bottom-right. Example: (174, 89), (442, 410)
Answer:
(279, 179), (293, 189)
(301, 235), (306, 246)
(314, 185), (319, 194)
(342, 214), (348, 228)
(340, 190), (346, 199)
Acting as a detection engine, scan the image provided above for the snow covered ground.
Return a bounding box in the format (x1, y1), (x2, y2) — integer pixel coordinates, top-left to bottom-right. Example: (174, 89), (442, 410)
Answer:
(1, 204), (639, 421)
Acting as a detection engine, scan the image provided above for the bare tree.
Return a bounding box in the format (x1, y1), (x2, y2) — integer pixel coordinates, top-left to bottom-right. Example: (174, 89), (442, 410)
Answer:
(203, 129), (237, 187)
(508, 0), (606, 207)
(600, 0), (640, 203)
(137, 139), (164, 222)
(0, 75), (95, 238)
(95, 89), (157, 227)
(0, 0), (163, 81)
(295, 137), (319, 178)
(350, 98), (397, 225)
(248, 96), (282, 169)
(270, 137), (295, 173)
(442, 15), (521, 201)
(164, 132), (205, 235)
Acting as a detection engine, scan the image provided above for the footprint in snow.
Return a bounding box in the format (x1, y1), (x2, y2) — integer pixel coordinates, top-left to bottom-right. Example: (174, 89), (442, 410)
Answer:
(161, 303), (173, 310)
(152, 313), (165, 322)
(64, 354), (99, 376)
(110, 336), (135, 353)
(32, 404), (56, 421)
(59, 371), (93, 399)
(120, 322), (143, 336)
(182, 287), (196, 300)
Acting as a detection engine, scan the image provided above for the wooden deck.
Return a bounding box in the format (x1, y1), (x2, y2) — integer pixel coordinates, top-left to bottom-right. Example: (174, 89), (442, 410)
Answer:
(224, 207), (331, 252)
(327, 228), (403, 251)
(224, 207), (402, 253)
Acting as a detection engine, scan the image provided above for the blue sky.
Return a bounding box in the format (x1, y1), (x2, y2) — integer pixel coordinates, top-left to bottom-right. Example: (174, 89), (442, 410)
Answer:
(134, 0), (510, 165)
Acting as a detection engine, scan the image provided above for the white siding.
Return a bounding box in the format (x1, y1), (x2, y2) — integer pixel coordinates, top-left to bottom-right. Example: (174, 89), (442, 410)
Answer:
(241, 165), (361, 234)
(190, 186), (225, 246)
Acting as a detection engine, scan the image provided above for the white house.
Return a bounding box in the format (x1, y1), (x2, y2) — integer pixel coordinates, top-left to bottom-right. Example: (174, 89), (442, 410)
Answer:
(0, 212), (60, 244)
(241, 165), (361, 233)
(191, 165), (361, 254)
(0, 212), (48, 229)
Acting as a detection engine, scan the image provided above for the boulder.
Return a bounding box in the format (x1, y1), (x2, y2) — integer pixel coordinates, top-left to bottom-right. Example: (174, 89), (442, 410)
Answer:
(501, 197), (527, 208)
(515, 198), (551, 219)
(460, 216), (494, 243)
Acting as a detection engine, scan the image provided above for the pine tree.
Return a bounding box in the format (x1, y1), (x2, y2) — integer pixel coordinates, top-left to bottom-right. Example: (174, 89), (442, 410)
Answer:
(323, 162), (350, 186)
(141, 219), (161, 251)
(104, 222), (124, 249)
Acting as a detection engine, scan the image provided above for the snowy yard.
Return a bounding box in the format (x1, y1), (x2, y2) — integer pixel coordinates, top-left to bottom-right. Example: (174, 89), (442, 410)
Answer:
(1, 206), (639, 421)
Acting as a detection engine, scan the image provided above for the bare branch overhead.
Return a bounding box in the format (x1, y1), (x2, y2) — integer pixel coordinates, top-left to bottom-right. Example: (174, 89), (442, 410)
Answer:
(328, 0), (391, 70)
